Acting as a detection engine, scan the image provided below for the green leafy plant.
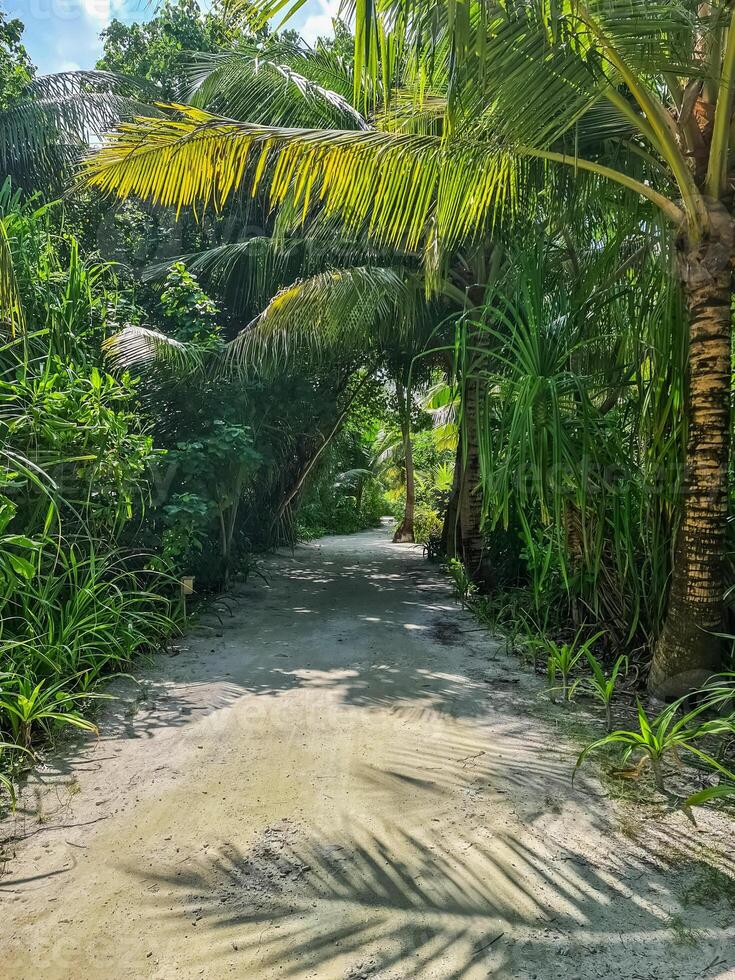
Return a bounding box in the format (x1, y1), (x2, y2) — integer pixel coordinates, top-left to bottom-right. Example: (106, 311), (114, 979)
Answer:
(681, 782), (735, 808)
(575, 697), (735, 794)
(0, 493), (41, 583)
(423, 532), (443, 562)
(0, 183), (181, 777)
(413, 504), (443, 546)
(574, 650), (629, 731)
(446, 558), (477, 608)
(543, 629), (605, 703)
(159, 261), (222, 345)
(0, 546), (180, 680)
(166, 422), (262, 584)
(161, 492), (212, 570)
(0, 673), (108, 749)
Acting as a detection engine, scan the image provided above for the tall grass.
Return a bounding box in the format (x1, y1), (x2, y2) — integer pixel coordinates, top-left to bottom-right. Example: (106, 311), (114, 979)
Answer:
(0, 537), (181, 790)
(0, 546), (179, 685)
(0, 189), (181, 807)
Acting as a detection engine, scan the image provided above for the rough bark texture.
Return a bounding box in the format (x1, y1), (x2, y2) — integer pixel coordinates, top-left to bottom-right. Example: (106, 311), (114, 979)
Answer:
(393, 380), (416, 543)
(441, 441), (463, 559)
(458, 376), (490, 588)
(648, 219), (732, 698)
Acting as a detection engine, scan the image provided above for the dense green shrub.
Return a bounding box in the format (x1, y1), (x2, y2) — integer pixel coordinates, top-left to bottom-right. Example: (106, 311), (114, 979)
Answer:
(413, 504), (443, 545)
(0, 192), (182, 803)
(296, 478), (385, 539)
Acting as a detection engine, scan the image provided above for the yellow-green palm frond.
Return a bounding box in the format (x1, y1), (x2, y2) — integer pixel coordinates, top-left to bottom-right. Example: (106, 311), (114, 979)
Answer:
(82, 105), (522, 251)
(226, 265), (415, 374)
(374, 88), (449, 136)
(241, 0), (697, 214)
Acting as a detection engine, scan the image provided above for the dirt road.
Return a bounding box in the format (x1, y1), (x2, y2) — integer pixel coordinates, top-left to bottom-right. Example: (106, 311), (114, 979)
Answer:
(1, 525), (733, 978)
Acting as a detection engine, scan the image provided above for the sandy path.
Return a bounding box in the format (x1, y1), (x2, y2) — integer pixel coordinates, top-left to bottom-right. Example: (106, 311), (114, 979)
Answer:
(1, 525), (734, 979)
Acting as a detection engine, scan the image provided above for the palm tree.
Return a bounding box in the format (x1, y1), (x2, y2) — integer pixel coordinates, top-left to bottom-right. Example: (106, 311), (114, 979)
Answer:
(83, 5), (735, 695)
(92, 37), (493, 556)
(110, 257), (446, 541)
(325, 1), (735, 693)
(0, 70), (158, 189)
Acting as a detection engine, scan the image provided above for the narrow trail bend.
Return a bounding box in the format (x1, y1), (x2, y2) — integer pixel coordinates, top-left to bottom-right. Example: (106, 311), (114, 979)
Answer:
(1, 526), (733, 979)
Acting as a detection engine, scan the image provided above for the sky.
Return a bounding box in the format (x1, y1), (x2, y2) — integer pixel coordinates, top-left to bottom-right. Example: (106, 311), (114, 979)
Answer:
(5, 0), (336, 75)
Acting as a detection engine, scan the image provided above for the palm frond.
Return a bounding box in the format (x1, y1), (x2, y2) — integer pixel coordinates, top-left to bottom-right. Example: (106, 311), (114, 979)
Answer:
(83, 106), (526, 250)
(103, 325), (205, 373)
(0, 70), (161, 186)
(420, 380), (457, 427)
(188, 47), (369, 130)
(225, 265), (413, 374)
(577, 0), (706, 78)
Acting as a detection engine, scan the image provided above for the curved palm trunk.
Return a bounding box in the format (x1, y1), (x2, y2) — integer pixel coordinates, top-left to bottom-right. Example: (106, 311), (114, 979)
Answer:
(441, 440), (463, 559)
(274, 370), (377, 531)
(393, 379), (415, 543)
(649, 234), (732, 698)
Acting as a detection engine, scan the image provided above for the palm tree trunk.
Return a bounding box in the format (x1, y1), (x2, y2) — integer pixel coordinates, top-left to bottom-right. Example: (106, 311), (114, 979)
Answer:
(441, 441), (463, 559)
(393, 378), (415, 543)
(459, 375), (487, 586)
(649, 235), (732, 698)
(355, 478), (364, 515)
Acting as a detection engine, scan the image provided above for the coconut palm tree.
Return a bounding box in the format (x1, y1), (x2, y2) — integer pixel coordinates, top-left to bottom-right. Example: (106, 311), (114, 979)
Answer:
(83, 4), (735, 695)
(0, 70), (158, 189)
(93, 35), (501, 559)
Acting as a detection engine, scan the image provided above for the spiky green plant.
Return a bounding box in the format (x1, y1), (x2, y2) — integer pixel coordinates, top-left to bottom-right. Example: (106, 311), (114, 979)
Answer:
(575, 698), (735, 794)
(574, 650), (629, 732)
(446, 557), (477, 608)
(544, 629), (605, 703)
(0, 674), (107, 750)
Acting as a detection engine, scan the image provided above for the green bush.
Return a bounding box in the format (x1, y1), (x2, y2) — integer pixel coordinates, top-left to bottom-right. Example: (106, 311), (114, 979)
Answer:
(297, 492), (382, 538)
(413, 504), (443, 544)
(0, 542), (179, 774)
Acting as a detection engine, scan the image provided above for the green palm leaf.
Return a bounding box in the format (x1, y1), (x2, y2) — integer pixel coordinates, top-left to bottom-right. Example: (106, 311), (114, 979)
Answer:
(0, 70), (160, 185)
(103, 326), (207, 373)
(225, 265), (414, 373)
(189, 46), (369, 130)
(82, 106), (522, 250)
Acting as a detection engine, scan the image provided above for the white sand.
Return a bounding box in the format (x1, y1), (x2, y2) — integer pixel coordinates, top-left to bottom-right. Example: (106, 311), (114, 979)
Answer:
(1, 525), (733, 979)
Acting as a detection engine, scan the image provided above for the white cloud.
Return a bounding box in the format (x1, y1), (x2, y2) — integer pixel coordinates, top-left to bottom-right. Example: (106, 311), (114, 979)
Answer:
(79, 0), (110, 20)
(300, 0), (338, 46)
